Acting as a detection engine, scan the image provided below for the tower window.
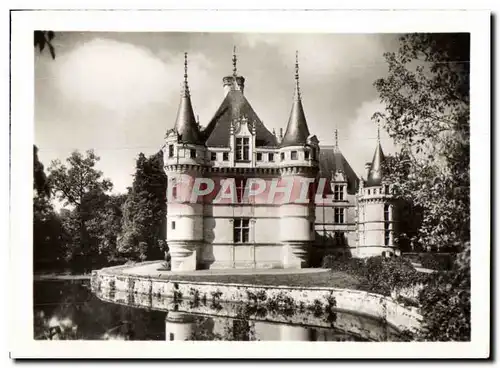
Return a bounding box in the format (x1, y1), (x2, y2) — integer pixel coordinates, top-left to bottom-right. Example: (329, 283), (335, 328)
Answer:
(291, 151), (298, 160)
(334, 185), (344, 201)
(367, 189), (371, 195)
(190, 149), (196, 159)
(236, 137), (250, 161)
(269, 153), (274, 162)
(334, 208), (345, 224)
(384, 204), (390, 222)
(233, 218), (250, 243)
(168, 145), (174, 158)
(171, 221), (176, 230)
(223, 152), (229, 161)
(384, 231), (390, 246)
(236, 178), (247, 203)
(256, 152), (262, 161)
(304, 150), (310, 160)
(171, 186), (177, 200)
(211, 152), (217, 161)
(169, 333), (174, 341)
(280, 152), (285, 161)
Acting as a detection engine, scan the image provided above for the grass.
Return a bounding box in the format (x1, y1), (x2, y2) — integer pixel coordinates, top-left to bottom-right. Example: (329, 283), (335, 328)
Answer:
(155, 270), (363, 289)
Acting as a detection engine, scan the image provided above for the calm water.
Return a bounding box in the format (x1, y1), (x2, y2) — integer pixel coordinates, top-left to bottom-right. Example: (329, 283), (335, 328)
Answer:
(34, 280), (402, 341)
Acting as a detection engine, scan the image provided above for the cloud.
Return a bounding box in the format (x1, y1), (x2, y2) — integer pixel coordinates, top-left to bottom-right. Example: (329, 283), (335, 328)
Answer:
(54, 38), (177, 114)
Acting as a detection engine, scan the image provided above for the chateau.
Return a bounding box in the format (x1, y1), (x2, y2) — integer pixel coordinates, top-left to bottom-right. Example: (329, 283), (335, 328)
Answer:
(163, 52), (399, 271)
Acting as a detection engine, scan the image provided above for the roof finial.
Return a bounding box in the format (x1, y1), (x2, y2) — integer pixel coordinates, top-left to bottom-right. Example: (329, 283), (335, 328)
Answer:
(377, 121), (381, 142)
(183, 52), (190, 97)
(295, 50), (301, 100)
(335, 129), (338, 148)
(232, 46), (237, 77)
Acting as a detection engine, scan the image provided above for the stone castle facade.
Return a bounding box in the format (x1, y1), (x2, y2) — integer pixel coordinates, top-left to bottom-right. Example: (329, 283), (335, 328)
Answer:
(163, 52), (399, 271)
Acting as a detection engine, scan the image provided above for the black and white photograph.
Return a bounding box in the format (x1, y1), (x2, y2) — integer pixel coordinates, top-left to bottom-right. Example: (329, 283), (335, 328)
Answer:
(8, 7), (490, 360)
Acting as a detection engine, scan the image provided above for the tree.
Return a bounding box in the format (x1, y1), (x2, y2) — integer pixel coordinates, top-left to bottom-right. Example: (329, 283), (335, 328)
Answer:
(373, 33), (470, 253)
(48, 150), (113, 270)
(33, 145), (65, 271)
(118, 151), (167, 261)
(34, 31), (55, 59)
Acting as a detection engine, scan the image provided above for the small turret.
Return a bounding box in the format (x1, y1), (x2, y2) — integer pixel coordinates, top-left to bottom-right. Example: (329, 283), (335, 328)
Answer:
(173, 52), (202, 144)
(365, 125), (385, 187)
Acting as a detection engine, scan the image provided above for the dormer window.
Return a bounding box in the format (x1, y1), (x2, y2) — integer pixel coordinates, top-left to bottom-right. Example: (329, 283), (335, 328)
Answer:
(190, 149), (196, 159)
(168, 145), (174, 158)
(334, 185), (344, 201)
(236, 137), (250, 161)
(291, 151), (298, 160)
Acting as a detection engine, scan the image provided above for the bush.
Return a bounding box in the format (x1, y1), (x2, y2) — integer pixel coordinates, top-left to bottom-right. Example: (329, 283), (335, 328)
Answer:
(419, 253), (456, 271)
(417, 243), (470, 341)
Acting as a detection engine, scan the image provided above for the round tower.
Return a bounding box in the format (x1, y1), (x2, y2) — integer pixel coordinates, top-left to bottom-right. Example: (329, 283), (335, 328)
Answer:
(356, 128), (397, 257)
(163, 53), (205, 271)
(165, 312), (196, 341)
(278, 51), (319, 268)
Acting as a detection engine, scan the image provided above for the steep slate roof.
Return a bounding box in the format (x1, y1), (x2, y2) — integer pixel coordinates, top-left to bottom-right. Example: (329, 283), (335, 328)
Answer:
(319, 146), (360, 195)
(172, 53), (202, 145)
(279, 96), (311, 148)
(202, 89), (278, 147)
(365, 141), (386, 187)
(173, 91), (203, 144)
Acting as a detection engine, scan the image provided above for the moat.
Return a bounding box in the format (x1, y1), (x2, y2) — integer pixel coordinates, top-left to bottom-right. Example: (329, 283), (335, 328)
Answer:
(34, 280), (408, 341)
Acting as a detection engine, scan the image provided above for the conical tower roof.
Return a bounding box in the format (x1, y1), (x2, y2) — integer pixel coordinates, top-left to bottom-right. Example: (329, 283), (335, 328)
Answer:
(365, 127), (386, 187)
(173, 52), (202, 144)
(280, 51), (310, 148)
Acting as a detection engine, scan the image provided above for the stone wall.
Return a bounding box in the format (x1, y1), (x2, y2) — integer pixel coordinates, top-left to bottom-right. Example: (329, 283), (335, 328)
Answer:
(91, 265), (422, 333)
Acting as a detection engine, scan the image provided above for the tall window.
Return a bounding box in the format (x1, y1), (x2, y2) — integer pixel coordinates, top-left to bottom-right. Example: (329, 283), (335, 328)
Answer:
(168, 145), (174, 158)
(223, 152), (229, 161)
(334, 208), (345, 224)
(211, 152), (217, 161)
(256, 152), (262, 161)
(384, 204), (390, 222)
(269, 153), (274, 162)
(233, 219), (250, 243)
(236, 137), (250, 161)
(334, 185), (344, 201)
(384, 229), (390, 246)
(280, 152), (285, 161)
(190, 149), (196, 159)
(384, 185), (390, 195)
(236, 178), (247, 203)
(291, 151), (298, 160)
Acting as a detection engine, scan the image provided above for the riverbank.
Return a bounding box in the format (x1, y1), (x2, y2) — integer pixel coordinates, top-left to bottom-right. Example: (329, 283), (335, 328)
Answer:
(91, 262), (423, 333)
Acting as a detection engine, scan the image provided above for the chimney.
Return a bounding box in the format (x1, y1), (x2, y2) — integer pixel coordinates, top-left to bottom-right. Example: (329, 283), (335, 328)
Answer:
(364, 162), (372, 179)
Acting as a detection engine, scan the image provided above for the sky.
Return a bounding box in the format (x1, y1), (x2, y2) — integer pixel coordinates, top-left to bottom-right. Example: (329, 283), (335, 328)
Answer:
(35, 32), (400, 195)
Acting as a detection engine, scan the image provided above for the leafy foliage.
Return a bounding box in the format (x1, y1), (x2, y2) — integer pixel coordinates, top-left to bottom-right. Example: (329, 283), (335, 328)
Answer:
(373, 33), (470, 252)
(34, 31), (55, 59)
(417, 242), (470, 341)
(48, 150), (113, 271)
(118, 152), (167, 261)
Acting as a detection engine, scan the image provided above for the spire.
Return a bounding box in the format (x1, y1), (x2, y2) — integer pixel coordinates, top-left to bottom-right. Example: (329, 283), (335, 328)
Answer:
(365, 129), (386, 187)
(232, 46), (237, 77)
(294, 50), (301, 100)
(183, 52), (189, 97)
(173, 52), (201, 144)
(280, 51), (310, 148)
(334, 129), (339, 150)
